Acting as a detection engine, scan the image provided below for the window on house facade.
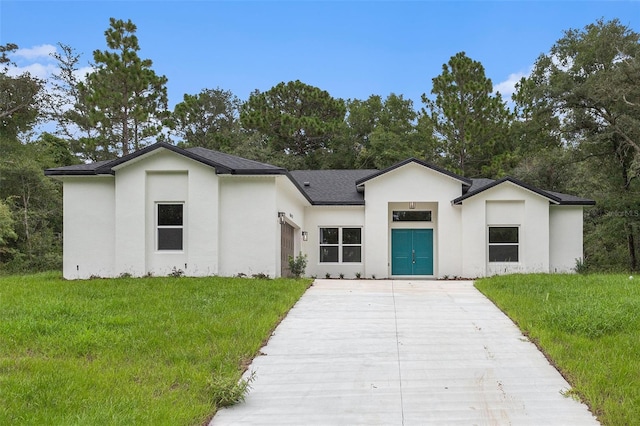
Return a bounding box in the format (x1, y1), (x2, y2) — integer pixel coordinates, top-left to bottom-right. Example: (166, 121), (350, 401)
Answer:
(157, 203), (183, 250)
(319, 227), (362, 263)
(488, 226), (518, 262)
(392, 210), (432, 222)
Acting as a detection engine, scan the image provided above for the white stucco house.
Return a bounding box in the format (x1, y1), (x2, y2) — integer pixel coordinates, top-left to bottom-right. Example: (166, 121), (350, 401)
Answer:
(46, 142), (594, 280)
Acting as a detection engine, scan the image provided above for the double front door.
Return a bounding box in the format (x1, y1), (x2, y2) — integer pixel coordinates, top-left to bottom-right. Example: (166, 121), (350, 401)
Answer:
(391, 229), (433, 275)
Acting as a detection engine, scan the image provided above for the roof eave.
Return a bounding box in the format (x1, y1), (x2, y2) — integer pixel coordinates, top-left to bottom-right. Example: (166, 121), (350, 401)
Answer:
(452, 177), (564, 205)
(557, 200), (596, 206)
(223, 168), (288, 176)
(311, 201), (365, 206)
(356, 158), (472, 187)
(44, 169), (114, 177)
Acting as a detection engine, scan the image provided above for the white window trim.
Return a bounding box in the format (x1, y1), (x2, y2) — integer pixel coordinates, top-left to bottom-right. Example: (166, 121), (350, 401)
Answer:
(319, 226), (363, 264)
(488, 225), (519, 263)
(156, 202), (185, 252)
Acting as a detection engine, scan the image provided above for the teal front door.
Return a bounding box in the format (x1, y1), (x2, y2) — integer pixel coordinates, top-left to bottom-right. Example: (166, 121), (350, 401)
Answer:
(391, 229), (433, 275)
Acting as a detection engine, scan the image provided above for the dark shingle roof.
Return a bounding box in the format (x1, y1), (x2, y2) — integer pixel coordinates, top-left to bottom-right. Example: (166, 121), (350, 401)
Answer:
(543, 190), (596, 206)
(289, 170), (377, 205)
(454, 177), (595, 206)
(185, 147), (284, 174)
(45, 143), (594, 206)
(45, 142), (285, 176)
(43, 160), (113, 176)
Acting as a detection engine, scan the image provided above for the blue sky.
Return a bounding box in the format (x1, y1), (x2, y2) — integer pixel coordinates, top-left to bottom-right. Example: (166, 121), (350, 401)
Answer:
(2, 1), (639, 110)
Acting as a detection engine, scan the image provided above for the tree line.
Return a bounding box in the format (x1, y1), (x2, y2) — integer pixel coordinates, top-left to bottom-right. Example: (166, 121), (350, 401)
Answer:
(1, 17), (638, 273)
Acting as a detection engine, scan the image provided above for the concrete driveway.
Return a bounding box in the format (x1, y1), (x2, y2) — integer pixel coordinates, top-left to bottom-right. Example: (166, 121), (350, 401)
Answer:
(212, 279), (599, 425)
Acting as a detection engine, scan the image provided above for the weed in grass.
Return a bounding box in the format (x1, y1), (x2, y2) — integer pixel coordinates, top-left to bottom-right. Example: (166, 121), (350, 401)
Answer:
(209, 371), (256, 408)
(168, 267), (184, 277)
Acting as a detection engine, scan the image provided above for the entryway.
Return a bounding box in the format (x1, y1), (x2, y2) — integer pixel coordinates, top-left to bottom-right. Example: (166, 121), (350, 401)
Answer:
(391, 229), (433, 275)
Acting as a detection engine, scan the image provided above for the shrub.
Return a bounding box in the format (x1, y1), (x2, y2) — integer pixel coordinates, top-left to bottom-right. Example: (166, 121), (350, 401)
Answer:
(169, 267), (184, 278)
(288, 252), (308, 278)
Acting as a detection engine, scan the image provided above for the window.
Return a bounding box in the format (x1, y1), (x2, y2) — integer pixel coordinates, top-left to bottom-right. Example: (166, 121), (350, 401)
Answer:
(488, 227), (518, 262)
(392, 211), (432, 222)
(158, 204), (183, 250)
(319, 227), (362, 263)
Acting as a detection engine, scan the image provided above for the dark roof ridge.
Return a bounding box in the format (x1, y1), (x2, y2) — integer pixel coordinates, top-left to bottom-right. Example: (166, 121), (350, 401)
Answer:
(45, 142), (287, 176)
(453, 176), (595, 205)
(355, 158), (472, 186)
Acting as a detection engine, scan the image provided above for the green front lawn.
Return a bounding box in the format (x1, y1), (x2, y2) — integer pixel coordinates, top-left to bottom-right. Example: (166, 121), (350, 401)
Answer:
(0, 272), (311, 425)
(476, 274), (640, 426)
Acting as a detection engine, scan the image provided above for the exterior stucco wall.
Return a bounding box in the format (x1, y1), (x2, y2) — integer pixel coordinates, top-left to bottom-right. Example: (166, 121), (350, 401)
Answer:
(145, 171), (188, 276)
(59, 148), (587, 280)
(302, 206), (365, 278)
(219, 176), (278, 277)
(62, 177), (115, 279)
(460, 196), (486, 278)
(113, 149), (220, 277)
(363, 162), (464, 279)
(461, 183), (551, 277)
(549, 206), (583, 273)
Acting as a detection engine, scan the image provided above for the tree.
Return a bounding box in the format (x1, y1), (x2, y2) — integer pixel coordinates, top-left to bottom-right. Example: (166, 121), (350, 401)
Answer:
(77, 18), (169, 158)
(0, 200), (17, 260)
(172, 88), (242, 151)
(421, 52), (513, 177)
(348, 93), (430, 169)
(240, 80), (346, 169)
(525, 18), (640, 271)
(0, 143), (63, 271)
(0, 43), (43, 140)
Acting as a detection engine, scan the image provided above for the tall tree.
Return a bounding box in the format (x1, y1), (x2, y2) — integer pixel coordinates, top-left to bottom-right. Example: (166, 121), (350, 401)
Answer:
(240, 80), (346, 169)
(0, 140), (64, 271)
(0, 200), (17, 261)
(525, 18), (640, 271)
(421, 52), (513, 177)
(172, 88), (242, 151)
(0, 43), (43, 141)
(77, 18), (169, 158)
(348, 94), (430, 169)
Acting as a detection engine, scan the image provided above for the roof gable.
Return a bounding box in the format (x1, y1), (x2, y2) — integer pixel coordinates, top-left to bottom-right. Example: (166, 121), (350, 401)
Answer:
(45, 142), (286, 176)
(453, 177), (595, 206)
(45, 144), (594, 207)
(355, 158), (472, 188)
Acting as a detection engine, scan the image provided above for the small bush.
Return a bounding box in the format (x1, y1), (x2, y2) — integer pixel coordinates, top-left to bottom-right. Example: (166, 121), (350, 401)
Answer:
(355, 272), (361, 279)
(325, 273), (331, 279)
(209, 372), (255, 408)
(288, 252), (308, 278)
(574, 257), (589, 274)
(169, 267), (184, 278)
(251, 273), (270, 279)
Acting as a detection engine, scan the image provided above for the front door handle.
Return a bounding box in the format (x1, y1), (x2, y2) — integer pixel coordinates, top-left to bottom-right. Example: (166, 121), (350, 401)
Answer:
(412, 250), (415, 264)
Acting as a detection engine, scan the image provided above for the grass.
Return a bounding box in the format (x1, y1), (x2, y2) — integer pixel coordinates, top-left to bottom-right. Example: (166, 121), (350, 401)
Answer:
(475, 273), (640, 426)
(0, 272), (311, 425)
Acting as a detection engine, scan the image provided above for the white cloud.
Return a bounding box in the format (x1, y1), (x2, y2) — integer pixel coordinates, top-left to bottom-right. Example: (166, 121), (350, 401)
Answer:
(493, 71), (529, 98)
(74, 66), (94, 82)
(14, 44), (57, 61)
(6, 62), (57, 79)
